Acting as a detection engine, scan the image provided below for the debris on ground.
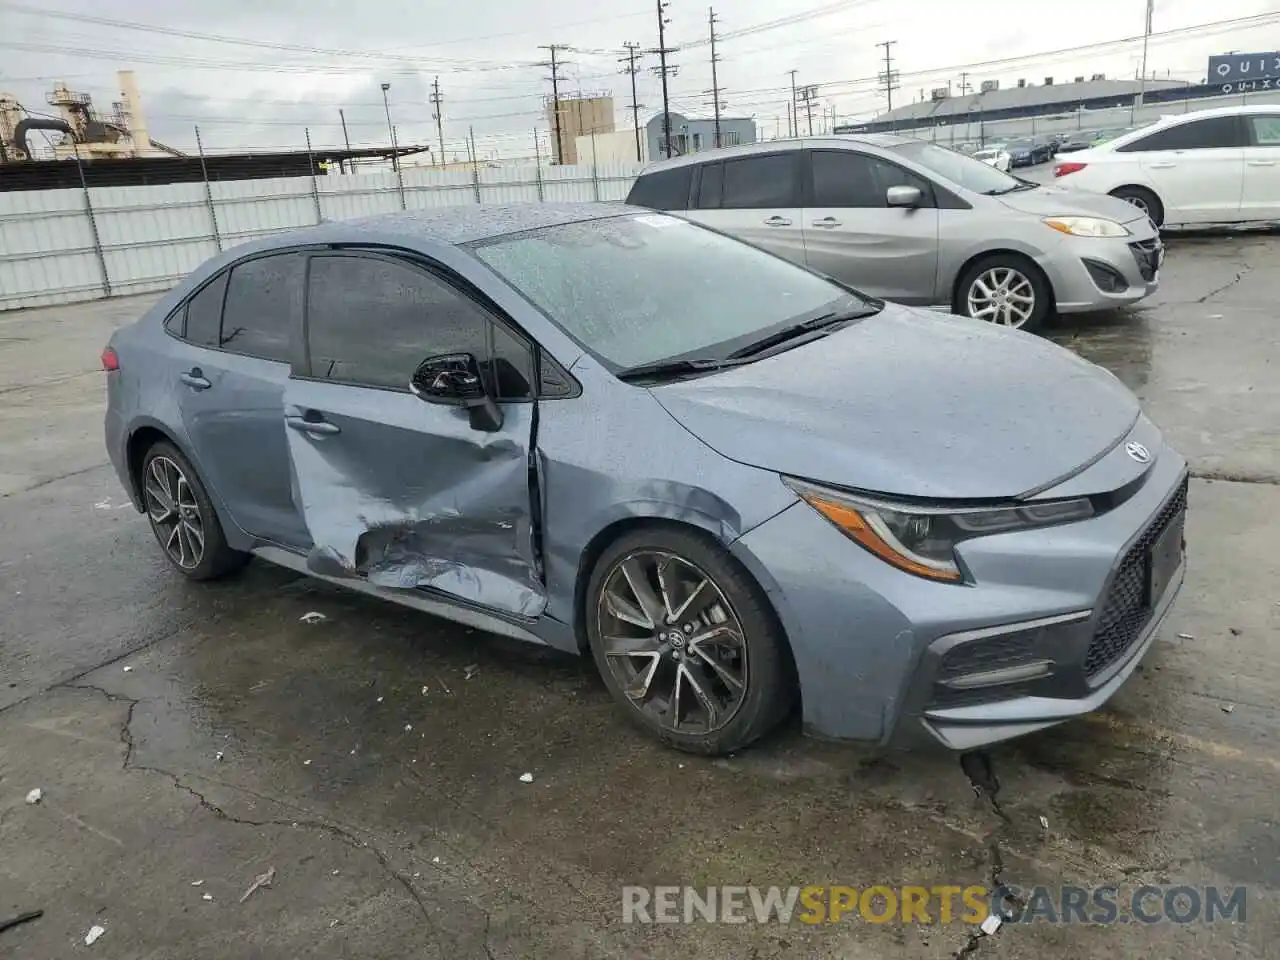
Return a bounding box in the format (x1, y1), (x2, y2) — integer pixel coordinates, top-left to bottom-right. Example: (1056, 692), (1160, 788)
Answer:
(436, 675), (452, 695)
(24, 788), (41, 805)
(201, 894), (214, 902)
(300, 612), (327, 624)
(122, 666), (133, 673)
(329, 919), (340, 928)
(0, 910), (43, 935)
(303, 760), (312, 766)
(464, 664), (480, 680)
(519, 772), (534, 783)
(1229, 627), (1242, 636)
(1223, 703), (1235, 714)
(239, 867), (276, 903)
(404, 724), (413, 732)
(421, 685), (429, 695)
(980, 914), (1002, 936)
(190, 880), (204, 887)
(376, 696), (384, 703)
(432, 856), (441, 864)
(215, 751), (225, 762)
(84, 925), (106, 946)
(1177, 632), (1194, 640)
(1039, 815), (1050, 830)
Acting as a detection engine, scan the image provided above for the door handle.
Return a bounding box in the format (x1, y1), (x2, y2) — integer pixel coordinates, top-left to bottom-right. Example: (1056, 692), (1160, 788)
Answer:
(1147, 161), (1176, 169)
(764, 215), (793, 226)
(285, 415), (340, 436)
(179, 370), (211, 391)
(811, 217), (842, 227)
(1247, 159), (1277, 166)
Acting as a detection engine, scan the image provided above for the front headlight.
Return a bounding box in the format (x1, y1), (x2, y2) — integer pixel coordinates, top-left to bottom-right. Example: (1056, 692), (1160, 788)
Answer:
(783, 478), (1095, 584)
(1043, 216), (1131, 238)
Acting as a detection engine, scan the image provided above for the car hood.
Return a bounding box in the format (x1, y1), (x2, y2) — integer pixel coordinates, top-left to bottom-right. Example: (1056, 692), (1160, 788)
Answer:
(651, 307), (1140, 501)
(997, 183), (1147, 223)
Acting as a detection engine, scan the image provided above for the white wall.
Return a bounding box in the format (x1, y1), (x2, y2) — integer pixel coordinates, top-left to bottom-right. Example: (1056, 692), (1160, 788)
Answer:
(575, 130), (649, 167)
(0, 159), (645, 311)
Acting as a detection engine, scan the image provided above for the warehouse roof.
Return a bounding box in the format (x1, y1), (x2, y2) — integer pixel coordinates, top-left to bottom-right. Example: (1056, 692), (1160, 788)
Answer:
(877, 78), (1191, 123)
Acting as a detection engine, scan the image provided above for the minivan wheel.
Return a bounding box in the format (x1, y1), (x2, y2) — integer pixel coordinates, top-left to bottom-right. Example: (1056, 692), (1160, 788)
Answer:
(585, 527), (795, 756)
(957, 254), (1051, 333)
(140, 441), (248, 581)
(1109, 186), (1164, 227)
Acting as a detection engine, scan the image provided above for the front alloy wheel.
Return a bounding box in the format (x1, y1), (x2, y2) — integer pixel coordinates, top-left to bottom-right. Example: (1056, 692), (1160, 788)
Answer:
(966, 265), (1037, 328)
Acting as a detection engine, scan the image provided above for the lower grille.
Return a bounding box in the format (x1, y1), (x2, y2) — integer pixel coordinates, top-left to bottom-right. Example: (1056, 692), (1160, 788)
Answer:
(1083, 476), (1188, 678)
(1128, 238), (1161, 282)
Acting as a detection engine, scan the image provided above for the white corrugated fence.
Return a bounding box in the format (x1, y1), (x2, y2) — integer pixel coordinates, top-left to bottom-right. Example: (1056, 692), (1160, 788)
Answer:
(0, 160), (645, 312)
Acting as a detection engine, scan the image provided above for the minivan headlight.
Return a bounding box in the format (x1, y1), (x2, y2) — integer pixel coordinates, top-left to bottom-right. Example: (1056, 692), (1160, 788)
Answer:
(1043, 216), (1130, 238)
(783, 478), (1095, 583)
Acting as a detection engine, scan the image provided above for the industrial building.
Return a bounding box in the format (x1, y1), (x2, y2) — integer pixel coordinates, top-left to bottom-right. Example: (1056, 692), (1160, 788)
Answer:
(574, 110), (758, 165)
(546, 93), (614, 165)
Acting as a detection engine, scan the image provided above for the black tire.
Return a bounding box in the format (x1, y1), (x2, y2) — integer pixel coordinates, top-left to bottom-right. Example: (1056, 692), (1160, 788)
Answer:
(585, 525), (795, 756)
(955, 253), (1052, 334)
(139, 440), (249, 581)
(1109, 185), (1164, 227)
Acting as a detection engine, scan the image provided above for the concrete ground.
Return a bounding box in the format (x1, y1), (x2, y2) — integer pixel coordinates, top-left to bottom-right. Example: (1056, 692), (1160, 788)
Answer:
(1, 234), (1277, 959)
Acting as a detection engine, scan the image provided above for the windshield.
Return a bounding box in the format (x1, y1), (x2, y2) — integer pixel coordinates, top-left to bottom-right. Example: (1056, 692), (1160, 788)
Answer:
(470, 213), (859, 371)
(888, 140), (1021, 195)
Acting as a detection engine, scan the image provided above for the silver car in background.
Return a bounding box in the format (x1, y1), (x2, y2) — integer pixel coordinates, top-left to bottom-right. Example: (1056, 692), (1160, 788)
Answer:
(625, 136), (1163, 333)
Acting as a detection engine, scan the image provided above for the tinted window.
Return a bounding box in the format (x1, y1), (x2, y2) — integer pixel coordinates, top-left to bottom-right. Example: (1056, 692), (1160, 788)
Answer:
(721, 154), (799, 208)
(491, 323), (534, 400)
(471, 213), (856, 371)
(810, 151), (932, 208)
(696, 161), (724, 209)
(626, 166), (693, 210)
(306, 255), (490, 393)
(183, 271), (229, 348)
(1118, 117), (1244, 152)
(1248, 115), (1280, 146)
(220, 255), (303, 362)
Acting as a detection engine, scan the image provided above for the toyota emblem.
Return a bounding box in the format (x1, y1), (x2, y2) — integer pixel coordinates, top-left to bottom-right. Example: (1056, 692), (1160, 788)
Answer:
(1125, 441), (1151, 464)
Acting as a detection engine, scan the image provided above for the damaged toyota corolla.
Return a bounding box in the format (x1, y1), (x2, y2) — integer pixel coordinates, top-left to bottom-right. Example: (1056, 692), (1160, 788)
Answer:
(103, 203), (1187, 755)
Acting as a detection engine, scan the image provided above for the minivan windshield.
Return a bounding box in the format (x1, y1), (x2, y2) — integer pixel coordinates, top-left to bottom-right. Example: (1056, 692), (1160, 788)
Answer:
(470, 213), (868, 371)
(888, 140), (1022, 195)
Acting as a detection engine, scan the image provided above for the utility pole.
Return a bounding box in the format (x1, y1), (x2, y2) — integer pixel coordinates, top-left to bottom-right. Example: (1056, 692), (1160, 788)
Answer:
(429, 76), (446, 167)
(379, 82), (398, 172)
(958, 71), (971, 96)
(1136, 0), (1155, 111)
(619, 42), (645, 162)
(708, 7), (723, 148)
(648, 0), (678, 158)
(538, 44), (570, 164)
(795, 84), (817, 137)
(876, 40), (899, 126)
(787, 70), (799, 136)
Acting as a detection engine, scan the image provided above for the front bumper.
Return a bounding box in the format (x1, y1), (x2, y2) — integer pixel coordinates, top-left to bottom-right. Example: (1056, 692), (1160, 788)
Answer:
(730, 423), (1188, 749)
(1043, 228), (1162, 313)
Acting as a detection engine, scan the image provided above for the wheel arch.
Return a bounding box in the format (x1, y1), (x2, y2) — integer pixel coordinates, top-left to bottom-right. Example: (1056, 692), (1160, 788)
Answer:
(1107, 184), (1164, 225)
(951, 248), (1056, 316)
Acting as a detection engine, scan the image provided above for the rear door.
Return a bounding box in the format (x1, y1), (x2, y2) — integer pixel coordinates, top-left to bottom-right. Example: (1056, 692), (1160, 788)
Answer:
(682, 152), (807, 267)
(800, 148), (940, 303)
(170, 252), (311, 548)
(283, 250), (545, 618)
(1115, 115), (1246, 223)
(1241, 113), (1280, 221)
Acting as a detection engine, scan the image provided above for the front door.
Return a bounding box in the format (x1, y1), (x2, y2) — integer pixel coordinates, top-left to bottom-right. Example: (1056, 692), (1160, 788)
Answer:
(680, 152), (807, 268)
(801, 149), (940, 303)
(283, 251), (545, 619)
(1241, 113), (1280, 221)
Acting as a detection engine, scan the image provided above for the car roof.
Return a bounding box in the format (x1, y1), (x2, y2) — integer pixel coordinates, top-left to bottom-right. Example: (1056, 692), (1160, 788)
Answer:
(273, 202), (637, 249)
(636, 134), (919, 173)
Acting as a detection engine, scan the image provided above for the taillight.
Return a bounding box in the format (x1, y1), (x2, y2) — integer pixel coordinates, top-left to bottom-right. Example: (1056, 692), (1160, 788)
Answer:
(101, 346), (120, 372)
(1054, 162), (1087, 178)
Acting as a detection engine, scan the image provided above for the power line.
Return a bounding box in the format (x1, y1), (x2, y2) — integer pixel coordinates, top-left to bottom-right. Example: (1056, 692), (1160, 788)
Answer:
(650, 0), (679, 158)
(538, 43), (571, 164)
(677, 0), (876, 49)
(619, 42), (646, 162)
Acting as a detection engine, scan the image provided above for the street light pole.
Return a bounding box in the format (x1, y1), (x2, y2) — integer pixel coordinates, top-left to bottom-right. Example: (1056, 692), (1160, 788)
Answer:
(380, 82), (399, 172)
(1136, 0), (1154, 113)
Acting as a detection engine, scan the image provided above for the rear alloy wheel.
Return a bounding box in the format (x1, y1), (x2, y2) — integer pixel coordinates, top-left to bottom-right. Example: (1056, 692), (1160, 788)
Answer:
(958, 255), (1050, 333)
(140, 441), (248, 581)
(1109, 186), (1164, 228)
(586, 528), (794, 755)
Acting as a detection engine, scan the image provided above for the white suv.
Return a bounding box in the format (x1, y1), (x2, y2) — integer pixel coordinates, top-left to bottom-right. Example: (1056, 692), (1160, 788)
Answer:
(1052, 104), (1280, 227)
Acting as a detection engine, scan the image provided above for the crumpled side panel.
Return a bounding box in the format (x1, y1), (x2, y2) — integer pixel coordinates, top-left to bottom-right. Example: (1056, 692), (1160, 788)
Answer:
(285, 403), (546, 619)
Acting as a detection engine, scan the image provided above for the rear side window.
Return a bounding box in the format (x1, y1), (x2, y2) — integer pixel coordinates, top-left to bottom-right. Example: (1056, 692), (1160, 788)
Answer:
(626, 166), (693, 210)
(182, 271), (229, 348)
(1118, 116), (1245, 152)
(721, 154), (800, 208)
(1248, 115), (1280, 146)
(219, 255), (304, 362)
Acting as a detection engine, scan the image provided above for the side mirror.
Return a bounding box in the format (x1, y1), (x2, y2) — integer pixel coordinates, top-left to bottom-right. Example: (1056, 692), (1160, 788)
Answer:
(410, 353), (503, 433)
(886, 185), (922, 209)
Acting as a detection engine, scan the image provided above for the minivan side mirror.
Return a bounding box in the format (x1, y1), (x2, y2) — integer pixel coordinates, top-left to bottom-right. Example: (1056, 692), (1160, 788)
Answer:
(410, 353), (504, 433)
(886, 185), (922, 209)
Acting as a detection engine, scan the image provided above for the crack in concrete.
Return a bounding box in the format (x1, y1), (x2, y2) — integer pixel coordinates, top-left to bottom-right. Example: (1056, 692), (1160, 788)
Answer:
(1189, 468), (1280, 487)
(1194, 264), (1253, 304)
(59, 681), (453, 956)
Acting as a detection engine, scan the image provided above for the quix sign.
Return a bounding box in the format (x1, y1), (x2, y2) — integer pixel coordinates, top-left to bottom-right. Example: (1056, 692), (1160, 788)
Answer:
(1208, 51), (1280, 93)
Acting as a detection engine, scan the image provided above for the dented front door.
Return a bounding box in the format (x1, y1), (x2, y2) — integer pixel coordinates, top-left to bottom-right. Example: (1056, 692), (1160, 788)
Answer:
(283, 251), (546, 619)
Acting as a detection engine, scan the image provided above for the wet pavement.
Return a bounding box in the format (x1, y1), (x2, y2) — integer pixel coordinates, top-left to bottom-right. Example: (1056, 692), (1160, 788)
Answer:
(1, 235), (1278, 958)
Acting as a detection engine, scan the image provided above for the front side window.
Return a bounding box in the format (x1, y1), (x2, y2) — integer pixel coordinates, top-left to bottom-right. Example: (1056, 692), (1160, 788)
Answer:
(470, 213), (858, 371)
(720, 154), (800, 208)
(219, 255), (304, 362)
(1118, 116), (1244, 152)
(888, 141), (1018, 195)
(810, 150), (932, 208)
(305, 255), (531, 398)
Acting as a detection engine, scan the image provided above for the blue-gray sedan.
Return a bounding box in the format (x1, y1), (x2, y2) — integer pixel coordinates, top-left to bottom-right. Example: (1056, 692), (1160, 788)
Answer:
(103, 203), (1187, 754)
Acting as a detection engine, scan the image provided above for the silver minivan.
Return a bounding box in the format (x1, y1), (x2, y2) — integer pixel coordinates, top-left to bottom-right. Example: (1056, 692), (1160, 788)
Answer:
(625, 135), (1163, 333)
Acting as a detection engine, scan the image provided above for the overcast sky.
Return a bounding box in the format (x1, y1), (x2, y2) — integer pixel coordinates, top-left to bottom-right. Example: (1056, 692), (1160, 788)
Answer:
(2, 0), (1279, 161)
